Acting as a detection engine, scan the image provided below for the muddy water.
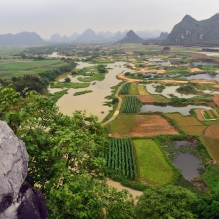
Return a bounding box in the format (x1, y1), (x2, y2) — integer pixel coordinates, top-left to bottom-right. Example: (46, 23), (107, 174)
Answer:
(173, 141), (200, 180)
(107, 180), (143, 198)
(51, 62), (128, 121)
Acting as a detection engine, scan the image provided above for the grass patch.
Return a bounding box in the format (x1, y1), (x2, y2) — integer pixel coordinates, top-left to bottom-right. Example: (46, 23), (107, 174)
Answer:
(199, 164), (219, 191)
(73, 90), (92, 96)
(51, 82), (90, 89)
(133, 139), (174, 185)
(165, 113), (207, 136)
(77, 73), (104, 82)
(152, 94), (170, 103)
(0, 60), (65, 78)
(47, 89), (68, 102)
(130, 83), (139, 95)
(137, 85), (149, 95)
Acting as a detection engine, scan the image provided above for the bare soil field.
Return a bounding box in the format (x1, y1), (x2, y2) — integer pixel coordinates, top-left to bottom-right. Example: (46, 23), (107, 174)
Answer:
(205, 125), (219, 138)
(109, 114), (178, 137)
(190, 68), (203, 73)
(136, 95), (154, 103)
(194, 109), (205, 121)
(214, 94), (219, 106)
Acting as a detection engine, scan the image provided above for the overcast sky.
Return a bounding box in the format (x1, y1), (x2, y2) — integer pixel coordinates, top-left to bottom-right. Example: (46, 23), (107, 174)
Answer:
(0, 0), (218, 39)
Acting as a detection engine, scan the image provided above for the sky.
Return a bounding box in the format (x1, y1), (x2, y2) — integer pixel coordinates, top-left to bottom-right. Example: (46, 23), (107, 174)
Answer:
(0, 0), (218, 39)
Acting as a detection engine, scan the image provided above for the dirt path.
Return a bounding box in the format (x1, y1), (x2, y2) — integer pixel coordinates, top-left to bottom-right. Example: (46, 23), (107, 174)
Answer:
(101, 73), (142, 126)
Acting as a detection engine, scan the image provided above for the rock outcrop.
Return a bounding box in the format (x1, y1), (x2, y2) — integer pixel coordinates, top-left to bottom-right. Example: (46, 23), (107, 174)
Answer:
(0, 121), (47, 219)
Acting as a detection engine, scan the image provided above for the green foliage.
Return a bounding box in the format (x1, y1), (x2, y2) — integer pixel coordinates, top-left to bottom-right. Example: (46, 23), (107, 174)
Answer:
(97, 64), (108, 73)
(64, 77), (71, 82)
(192, 190), (219, 219)
(73, 90), (92, 96)
(51, 82), (90, 89)
(0, 85), (135, 219)
(121, 96), (141, 113)
(106, 138), (137, 180)
(135, 185), (198, 219)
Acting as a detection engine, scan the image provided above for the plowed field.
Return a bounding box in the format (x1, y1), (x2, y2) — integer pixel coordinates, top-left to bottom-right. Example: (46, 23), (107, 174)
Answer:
(109, 114), (178, 137)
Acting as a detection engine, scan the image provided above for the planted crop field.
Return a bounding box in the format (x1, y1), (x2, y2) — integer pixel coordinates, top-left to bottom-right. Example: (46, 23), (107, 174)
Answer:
(133, 139), (174, 185)
(0, 60), (65, 78)
(165, 113), (207, 136)
(130, 83), (139, 95)
(105, 138), (137, 179)
(137, 85), (149, 95)
(121, 96), (141, 113)
(202, 109), (219, 120)
(205, 125), (219, 138)
(119, 83), (130, 95)
(201, 136), (219, 162)
(109, 114), (178, 137)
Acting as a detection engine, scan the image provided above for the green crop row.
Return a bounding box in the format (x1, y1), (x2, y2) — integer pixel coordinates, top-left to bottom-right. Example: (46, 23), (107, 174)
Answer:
(121, 96), (141, 113)
(119, 83), (130, 95)
(106, 138), (137, 180)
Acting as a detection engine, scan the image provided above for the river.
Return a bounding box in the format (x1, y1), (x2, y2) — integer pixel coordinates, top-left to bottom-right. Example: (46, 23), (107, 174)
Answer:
(48, 61), (129, 121)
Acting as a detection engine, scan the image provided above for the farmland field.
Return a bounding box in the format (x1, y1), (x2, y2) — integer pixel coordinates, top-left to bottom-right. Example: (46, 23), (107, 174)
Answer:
(205, 125), (219, 138)
(137, 84), (149, 95)
(109, 114), (178, 137)
(105, 138), (137, 179)
(214, 94), (219, 106)
(129, 83), (139, 95)
(201, 136), (219, 162)
(133, 139), (174, 185)
(0, 60), (66, 78)
(165, 113), (207, 136)
(119, 83), (130, 95)
(121, 96), (141, 113)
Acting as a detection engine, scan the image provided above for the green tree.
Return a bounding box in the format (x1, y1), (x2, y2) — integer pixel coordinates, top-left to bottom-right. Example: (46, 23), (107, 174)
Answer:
(0, 85), (135, 219)
(135, 185), (197, 219)
(64, 77), (71, 82)
(193, 191), (219, 219)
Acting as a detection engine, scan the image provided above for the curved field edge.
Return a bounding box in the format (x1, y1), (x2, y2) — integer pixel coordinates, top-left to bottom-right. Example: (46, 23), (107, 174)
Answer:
(133, 139), (179, 185)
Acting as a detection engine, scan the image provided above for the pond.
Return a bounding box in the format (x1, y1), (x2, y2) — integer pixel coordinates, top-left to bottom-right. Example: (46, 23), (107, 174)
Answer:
(145, 83), (197, 98)
(140, 104), (212, 115)
(48, 61), (129, 121)
(183, 73), (219, 81)
(173, 141), (201, 180)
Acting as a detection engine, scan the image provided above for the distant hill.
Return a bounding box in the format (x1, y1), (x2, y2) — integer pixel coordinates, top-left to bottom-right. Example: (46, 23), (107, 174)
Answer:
(165, 13), (219, 46)
(136, 30), (162, 39)
(142, 32), (169, 45)
(50, 33), (62, 42)
(75, 28), (105, 42)
(50, 32), (79, 42)
(118, 30), (143, 43)
(0, 32), (45, 45)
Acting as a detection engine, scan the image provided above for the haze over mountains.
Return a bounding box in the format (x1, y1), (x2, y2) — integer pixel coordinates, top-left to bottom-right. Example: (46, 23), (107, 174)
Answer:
(0, 32), (45, 45)
(1, 13), (219, 46)
(49, 29), (162, 43)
